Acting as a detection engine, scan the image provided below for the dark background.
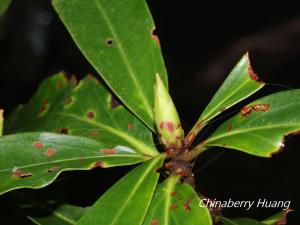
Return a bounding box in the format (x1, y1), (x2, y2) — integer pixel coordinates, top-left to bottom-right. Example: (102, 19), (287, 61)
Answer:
(1, 0), (300, 224)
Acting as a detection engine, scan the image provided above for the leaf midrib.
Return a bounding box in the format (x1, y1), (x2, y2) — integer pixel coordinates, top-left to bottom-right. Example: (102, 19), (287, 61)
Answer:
(108, 156), (161, 225)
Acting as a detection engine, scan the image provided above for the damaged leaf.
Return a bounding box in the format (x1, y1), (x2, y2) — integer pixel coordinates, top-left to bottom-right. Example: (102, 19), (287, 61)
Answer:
(203, 89), (300, 157)
(78, 155), (164, 225)
(52, 0), (168, 131)
(5, 73), (158, 157)
(0, 132), (149, 195)
(186, 53), (264, 145)
(143, 176), (212, 225)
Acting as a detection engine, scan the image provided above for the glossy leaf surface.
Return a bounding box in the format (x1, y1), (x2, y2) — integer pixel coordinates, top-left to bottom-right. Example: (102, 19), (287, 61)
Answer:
(204, 90), (300, 157)
(186, 54), (264, 145)
(0, 132), (148, 195)
(5, 73), (158, 156)
(78, 155), (164, 225)
(143, 176), (212, 225)
(52, 0), (168, 130)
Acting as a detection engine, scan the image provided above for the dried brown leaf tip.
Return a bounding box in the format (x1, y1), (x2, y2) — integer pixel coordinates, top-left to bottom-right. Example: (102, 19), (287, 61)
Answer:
(45, 148), (56, 157)
(241, 104), (271, 117)
(12, 167), (32, 178)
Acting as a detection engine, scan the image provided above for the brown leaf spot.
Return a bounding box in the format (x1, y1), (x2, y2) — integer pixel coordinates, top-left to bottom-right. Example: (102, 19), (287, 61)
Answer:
(160, 121), (174, 133)
(151, 220), (159, 225)
(151, 28), (160, 45)
(185, 132), (196, 144)
(33, 141), (44, 149)
(86, 111), (95, 119)
(240, 106), (253, 117)
(56, 80), (63, 89)
(56, 127), (69, 134)
(39, 99), (49, 114)
(220, 107), (226, 112)
(12, 168), (32, 178)
(100, 149), (118, 154)
(65, 97), (73, 105)
(170, 203), (178, 209)
(106, 38), (113, 46)
(252, 104), (271, 112)
(171, 191), (177, 197)
(248, 66), (260, 81)
(195, 120), (204, 129)
(45, 148), (56, 157)
(89, 130), (99, 137)
(47, 166), (60, 173)
(240, 104), (270, 117)
(227, 124), (233, 131)
(183, 198), (193, 212)
(92, 161), (104, 169)
(127, 123), (133, 130)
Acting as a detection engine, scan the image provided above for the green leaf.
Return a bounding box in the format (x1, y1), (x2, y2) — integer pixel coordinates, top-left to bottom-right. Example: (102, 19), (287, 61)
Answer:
(0, 109), (3, 136)
(7, 190), (87, 225)
(262, 210), (291, 225)
(0, 132), (148, 195)
(78, 155), (164, 225)
(203, 89), (300, 157)
(52, 0), (168, 131)
(186, 53), (264, 145)
(5, 73), (158, 157)
(0, 0), (11, 16)
(142, 176), (212, 225)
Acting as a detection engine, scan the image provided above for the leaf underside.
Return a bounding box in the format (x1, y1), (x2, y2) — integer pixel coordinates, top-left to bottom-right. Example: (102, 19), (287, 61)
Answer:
(204, 89), (300, 157)
(143, 176), (212, 225)
(0, 132), (147, 195)
(78, 155), (164, 225)
(5, 73), (157, 156)
(52, 0), (168, 131)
